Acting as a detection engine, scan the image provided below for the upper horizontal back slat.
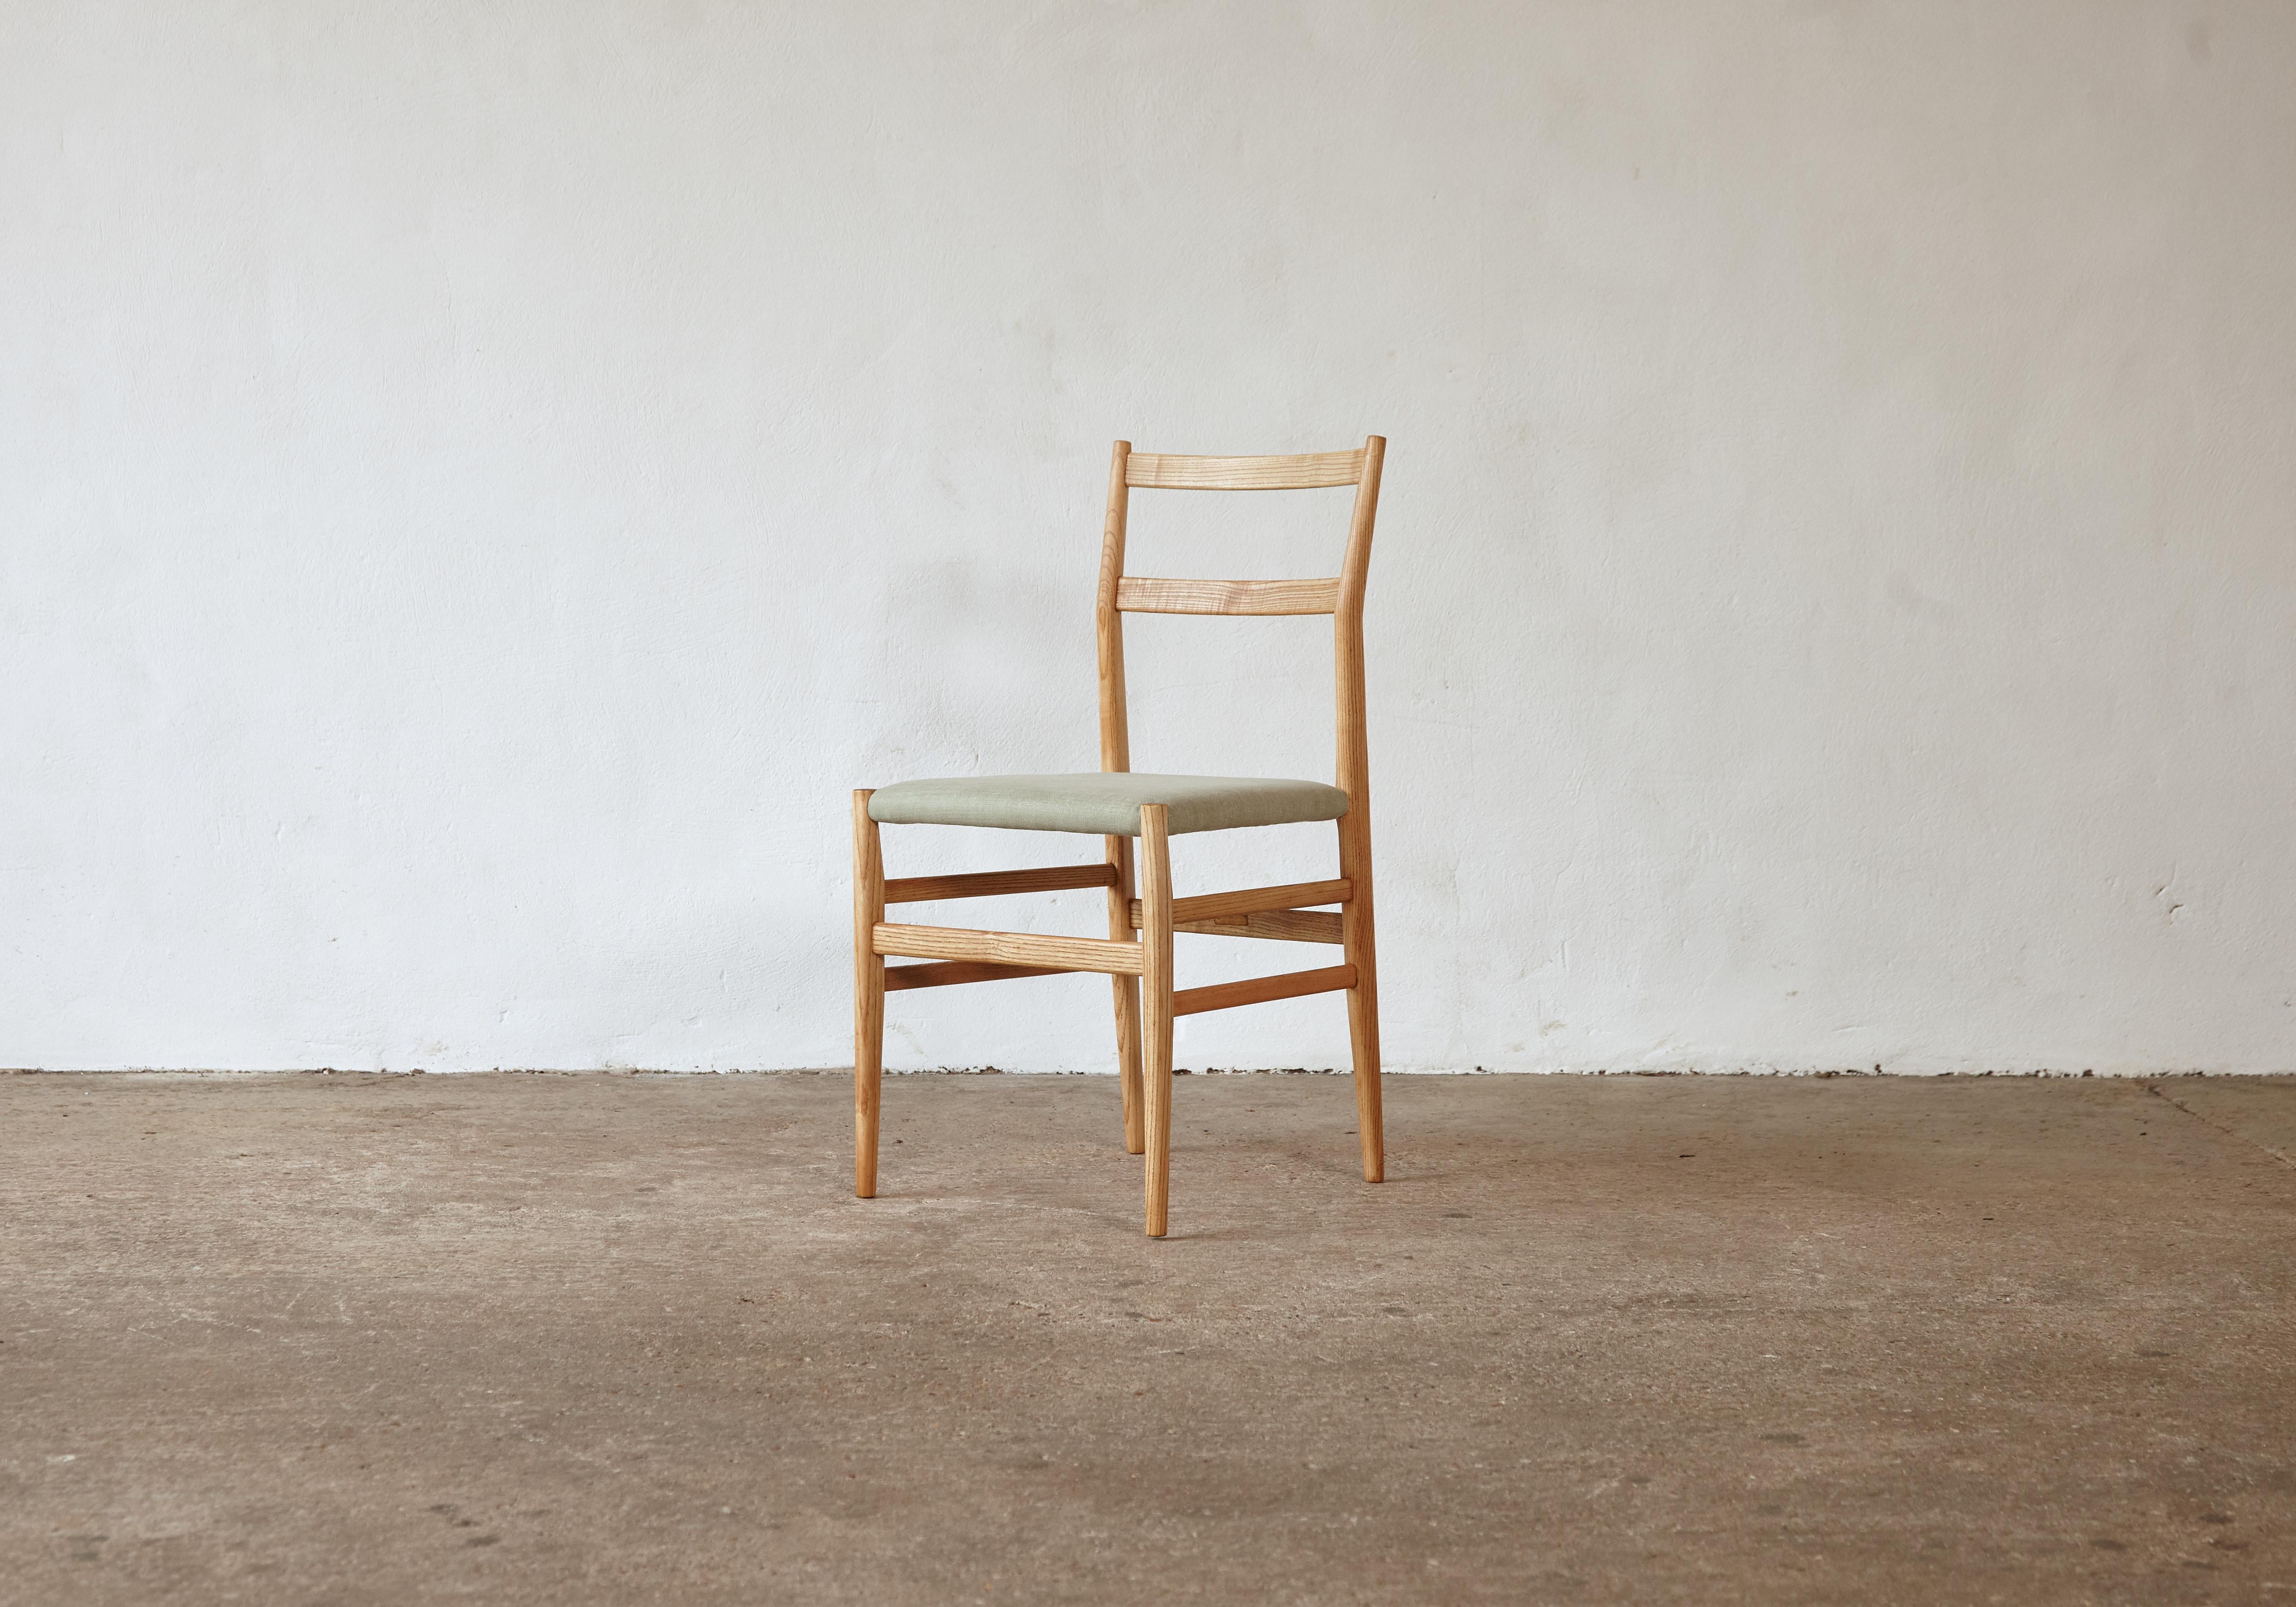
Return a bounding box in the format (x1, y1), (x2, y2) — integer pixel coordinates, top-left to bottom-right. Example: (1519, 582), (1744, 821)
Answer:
(1125, 449), (1366, 491)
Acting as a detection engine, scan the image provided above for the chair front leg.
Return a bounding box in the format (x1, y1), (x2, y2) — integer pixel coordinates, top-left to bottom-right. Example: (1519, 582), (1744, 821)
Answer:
(1137, 804), (1175, 1237)
(852, 790), (886, 1198)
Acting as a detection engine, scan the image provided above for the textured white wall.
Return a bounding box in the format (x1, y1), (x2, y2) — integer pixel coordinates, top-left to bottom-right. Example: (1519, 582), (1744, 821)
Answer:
(5, 2), (2292, 1073)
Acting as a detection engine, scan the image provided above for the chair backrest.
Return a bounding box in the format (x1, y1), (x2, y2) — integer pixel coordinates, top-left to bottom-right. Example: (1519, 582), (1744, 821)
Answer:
(1094, 437), (1386, 812)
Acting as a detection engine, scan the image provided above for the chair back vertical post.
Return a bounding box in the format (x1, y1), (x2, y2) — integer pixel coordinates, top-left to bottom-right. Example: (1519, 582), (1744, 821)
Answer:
(1097, 442), (1146, 1150)
(1336, 437), (1386, 1180)
(1334, 436), (1383, 809)
(1096, 440), (1134, 775)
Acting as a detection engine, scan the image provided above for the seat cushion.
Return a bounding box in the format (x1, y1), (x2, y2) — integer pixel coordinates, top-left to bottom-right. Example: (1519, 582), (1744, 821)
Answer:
(866, 772), (1350, 837)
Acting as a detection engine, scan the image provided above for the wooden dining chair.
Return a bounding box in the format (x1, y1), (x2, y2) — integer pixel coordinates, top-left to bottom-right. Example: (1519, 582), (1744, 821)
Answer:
(852, 435), (1388, 1237)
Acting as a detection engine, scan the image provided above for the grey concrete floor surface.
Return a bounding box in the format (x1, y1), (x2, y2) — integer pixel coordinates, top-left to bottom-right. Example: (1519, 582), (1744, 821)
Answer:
(3, 1071), (2294, 1605)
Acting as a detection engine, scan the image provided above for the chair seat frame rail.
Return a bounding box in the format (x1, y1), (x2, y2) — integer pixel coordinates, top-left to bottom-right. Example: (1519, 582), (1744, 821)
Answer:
(851, 436), (1388, 1237)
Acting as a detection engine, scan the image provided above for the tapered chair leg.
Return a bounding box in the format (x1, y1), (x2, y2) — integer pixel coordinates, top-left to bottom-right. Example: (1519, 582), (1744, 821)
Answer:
(1105, 834), (1145, 1154)
(1340, 818), (1384, 1183)
(853, 791), (886, 1198)
(1137, 804), (1175, 1236)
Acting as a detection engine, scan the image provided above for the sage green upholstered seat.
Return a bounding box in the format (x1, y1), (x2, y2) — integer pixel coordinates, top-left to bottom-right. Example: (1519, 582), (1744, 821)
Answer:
(867, 772), (1350, 837)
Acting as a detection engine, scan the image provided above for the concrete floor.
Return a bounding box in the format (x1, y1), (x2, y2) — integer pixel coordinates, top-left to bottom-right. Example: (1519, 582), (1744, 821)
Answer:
(3, 1071), (2293, 1605)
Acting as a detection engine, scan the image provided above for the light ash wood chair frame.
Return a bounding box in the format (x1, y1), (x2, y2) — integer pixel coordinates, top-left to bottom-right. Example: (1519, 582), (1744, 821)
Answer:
(852, 436), (1387, 1237)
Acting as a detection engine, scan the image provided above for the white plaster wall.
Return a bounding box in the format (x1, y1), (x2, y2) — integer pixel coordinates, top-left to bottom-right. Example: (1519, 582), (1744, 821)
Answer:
(5, 1), (2292, 1073)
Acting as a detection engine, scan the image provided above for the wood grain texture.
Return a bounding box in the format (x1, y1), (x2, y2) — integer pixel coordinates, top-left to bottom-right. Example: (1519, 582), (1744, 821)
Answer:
(881, 960), (1070, 992)
(852, 790), (885, 1200)
(1138, 804), (1174, 1238)
(883, 864), (1116, 904)
(1174, 909), (1345, 944)
(871, 923), (1145, 976)
(1129, 878), (1351, 928)
(1100, 442), (1146, 1156)
(1114, 576), (1340, 616)
(1096, 441), (1133, 776)
(1172, 963), (1358, 1018)
(1337, 436), (1387, 1183)
(1125, 449), (1366, 491)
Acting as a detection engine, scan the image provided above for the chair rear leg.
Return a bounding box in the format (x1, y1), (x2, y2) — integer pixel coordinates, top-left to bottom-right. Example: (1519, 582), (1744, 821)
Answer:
(1137, 804), (1175, 1236)
(853, 790), (886, 1198)
(1105, 834), (1145, 1154)
(1340, 818), (1384, 1183)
